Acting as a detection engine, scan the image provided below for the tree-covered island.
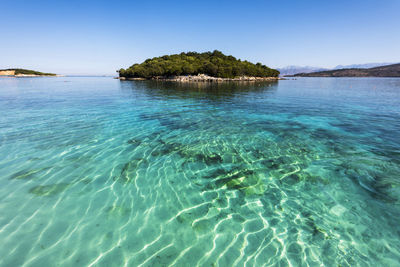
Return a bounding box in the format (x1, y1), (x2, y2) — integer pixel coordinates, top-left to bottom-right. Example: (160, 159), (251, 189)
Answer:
(118, 50), (280, 81)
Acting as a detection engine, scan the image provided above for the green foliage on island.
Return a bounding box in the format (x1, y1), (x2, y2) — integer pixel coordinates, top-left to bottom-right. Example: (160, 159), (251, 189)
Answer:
(118, 50), (279, 79)
(0, 68), (56, 76)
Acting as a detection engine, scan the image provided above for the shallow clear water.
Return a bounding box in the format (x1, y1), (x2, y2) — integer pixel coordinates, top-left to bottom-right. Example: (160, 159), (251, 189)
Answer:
(0, 77), (400, 266)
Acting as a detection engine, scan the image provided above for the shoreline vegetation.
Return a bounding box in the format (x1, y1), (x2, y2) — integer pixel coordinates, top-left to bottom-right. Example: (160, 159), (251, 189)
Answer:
(118, 50), (280, 81)
(118, 74), (281, 82)
(0, 69), (57, 77)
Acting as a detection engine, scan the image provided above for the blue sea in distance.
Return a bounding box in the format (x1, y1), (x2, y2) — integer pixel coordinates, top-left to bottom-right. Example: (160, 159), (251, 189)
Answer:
(0, 77), (400, 266)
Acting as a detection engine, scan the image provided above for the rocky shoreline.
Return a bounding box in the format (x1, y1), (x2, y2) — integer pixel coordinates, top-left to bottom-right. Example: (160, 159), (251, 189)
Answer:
(117, 74), (281, 82)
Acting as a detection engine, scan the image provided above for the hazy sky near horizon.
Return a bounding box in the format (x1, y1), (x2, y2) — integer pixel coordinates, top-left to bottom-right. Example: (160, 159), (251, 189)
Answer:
(1, 0), (400, 75)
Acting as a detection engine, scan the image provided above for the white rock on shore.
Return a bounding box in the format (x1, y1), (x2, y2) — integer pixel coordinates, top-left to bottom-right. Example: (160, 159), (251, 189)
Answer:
(118, 74), (280, 82)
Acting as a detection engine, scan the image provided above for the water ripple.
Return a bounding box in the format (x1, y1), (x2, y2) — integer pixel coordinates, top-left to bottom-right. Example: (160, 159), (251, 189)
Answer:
(0, 77), (400, 266)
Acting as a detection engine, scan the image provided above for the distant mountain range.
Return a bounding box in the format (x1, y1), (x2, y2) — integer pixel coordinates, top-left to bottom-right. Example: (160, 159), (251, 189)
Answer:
(292, 63), (400, 77)
(277, 66), (328, 76)
(278, 63), (396, 76)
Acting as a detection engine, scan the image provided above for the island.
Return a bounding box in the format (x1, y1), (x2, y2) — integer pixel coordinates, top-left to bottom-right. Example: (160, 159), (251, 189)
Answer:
(0, 68), (57, 77)
(291, 63), (400, 77)
(118, 50), (280, 81)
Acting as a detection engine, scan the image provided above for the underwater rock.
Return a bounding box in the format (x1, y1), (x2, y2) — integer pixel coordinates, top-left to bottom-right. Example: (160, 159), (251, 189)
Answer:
(192, 218), (213, 233)
(204, 167), (265, 196)
(203, 167), (235, 179)
(196, 153), (223, 165)
(127, 138), (141, 145)
(158, 117), (187, 130)
(180, 151), (223, 164)
(207, 154), (224, 164)
(118, 162), (132, 183)
(176, 203), (212, 224)
(151, 142), (184, 157)
(260, 159), (281, 170)
(115, 159), (146, 183)
(29, 183), (70, 197)
(9, 167), (50, 180)
(105, 205), (131, 217)
(212, 169), (255, 185)
(79, 178), (93, 185)
(280, 173), (301, 186)
(177, 148), (223, 165)
(343, 164), (398, 203)
(311, 128), (340, 140)
(138, 112), (164, 121)
(251, 149), (267, 159)
(330, 205), (347, 217)
(232, 214), (246, 223)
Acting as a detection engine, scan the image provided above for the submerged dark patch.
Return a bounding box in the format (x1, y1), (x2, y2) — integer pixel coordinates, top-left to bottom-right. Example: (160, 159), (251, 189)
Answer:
(9, 167), (50, 180)
(115, 159), (147, 183)
(29, 183), (70, 197)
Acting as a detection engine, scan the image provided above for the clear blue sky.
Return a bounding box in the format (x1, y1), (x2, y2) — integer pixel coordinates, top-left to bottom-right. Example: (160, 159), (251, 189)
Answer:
(1, 0), (399, 75)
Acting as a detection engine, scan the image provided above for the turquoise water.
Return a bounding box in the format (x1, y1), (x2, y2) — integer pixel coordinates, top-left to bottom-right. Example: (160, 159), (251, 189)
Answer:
(0, 77), (400, 266)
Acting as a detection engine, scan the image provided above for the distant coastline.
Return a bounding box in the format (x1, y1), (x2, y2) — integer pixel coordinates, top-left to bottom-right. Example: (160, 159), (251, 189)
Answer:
(289, 63), (400, 77)
(0, 69), (57, 77)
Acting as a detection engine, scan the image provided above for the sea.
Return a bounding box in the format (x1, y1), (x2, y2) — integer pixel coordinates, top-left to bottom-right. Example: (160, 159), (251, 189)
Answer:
(0, 77), (399, 266)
